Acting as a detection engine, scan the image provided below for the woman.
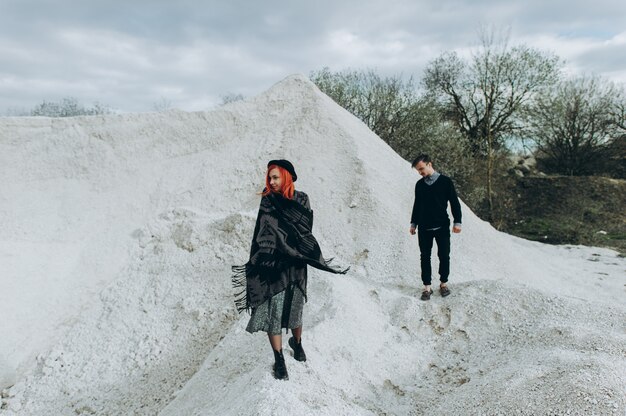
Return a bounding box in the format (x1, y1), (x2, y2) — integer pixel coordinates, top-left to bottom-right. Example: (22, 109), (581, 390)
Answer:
(232, 159), (349, 380)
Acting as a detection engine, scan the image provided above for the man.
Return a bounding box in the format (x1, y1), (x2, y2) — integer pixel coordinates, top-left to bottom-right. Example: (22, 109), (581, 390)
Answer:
(409, 154), (462, 300)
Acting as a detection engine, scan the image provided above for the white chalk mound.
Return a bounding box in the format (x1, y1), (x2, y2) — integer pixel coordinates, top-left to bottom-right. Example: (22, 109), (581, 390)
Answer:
(1, 74), (624, 415)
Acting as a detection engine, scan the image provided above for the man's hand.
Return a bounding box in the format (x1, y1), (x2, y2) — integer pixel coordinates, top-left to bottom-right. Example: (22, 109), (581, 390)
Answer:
(452, 225), (462, 234)
(410, 226), (416, 235)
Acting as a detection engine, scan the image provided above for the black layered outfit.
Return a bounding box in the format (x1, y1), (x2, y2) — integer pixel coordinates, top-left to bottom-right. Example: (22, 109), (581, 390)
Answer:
(233, 190), (348, 334)
(410, 173), (462, 285)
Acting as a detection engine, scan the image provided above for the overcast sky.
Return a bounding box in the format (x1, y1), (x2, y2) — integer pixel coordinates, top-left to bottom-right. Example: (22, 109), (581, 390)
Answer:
(1, 0), (625, 114)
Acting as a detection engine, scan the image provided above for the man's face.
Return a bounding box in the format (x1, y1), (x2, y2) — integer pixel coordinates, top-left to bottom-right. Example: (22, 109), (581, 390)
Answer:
(414, 161), (434, 177)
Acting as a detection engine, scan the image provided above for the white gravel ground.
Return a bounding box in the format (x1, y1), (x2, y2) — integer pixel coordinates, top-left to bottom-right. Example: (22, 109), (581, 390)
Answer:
(1, 75), (624, 415)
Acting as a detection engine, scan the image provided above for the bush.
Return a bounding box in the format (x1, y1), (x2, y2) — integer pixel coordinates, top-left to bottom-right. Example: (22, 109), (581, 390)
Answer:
(30, 97), (111, 117)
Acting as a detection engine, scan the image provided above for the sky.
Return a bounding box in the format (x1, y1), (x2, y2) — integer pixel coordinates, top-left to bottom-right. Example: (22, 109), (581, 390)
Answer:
(1, 0), (625, 114)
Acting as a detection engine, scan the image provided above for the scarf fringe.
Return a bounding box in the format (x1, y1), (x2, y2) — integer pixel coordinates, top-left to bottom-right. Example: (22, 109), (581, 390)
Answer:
(231, 193), (350, 313)
(322, 257), (350, 274)
(232, 264), (249, 314)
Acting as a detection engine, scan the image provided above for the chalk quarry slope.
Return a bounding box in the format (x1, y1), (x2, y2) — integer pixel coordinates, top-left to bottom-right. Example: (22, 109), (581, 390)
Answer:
(1, 74), (624, 415)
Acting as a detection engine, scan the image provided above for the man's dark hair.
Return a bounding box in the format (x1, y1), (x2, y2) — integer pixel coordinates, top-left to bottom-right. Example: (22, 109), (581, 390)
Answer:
(411, 154), (432, 168)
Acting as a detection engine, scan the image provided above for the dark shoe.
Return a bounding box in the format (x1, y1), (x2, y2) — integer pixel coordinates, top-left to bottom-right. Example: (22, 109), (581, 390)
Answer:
(420, 289), (433, 301)
(288, 336), (307, 362)
(440, 285), (451, 297)
(272, 349), (289, 380)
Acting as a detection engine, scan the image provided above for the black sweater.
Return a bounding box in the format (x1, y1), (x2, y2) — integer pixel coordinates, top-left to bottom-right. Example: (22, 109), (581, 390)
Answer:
(410, 175), (462, 229)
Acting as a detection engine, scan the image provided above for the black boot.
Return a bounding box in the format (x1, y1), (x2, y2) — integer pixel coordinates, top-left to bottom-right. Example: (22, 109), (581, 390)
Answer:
(288, 336), (307, 362)
(272, 349), (289, 380)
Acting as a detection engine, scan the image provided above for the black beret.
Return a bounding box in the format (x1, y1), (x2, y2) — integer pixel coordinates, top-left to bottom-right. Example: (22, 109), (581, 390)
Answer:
(267, 159), (297, 182)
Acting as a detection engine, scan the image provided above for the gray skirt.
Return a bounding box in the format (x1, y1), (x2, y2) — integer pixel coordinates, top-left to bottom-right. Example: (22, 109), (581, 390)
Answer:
(246, 284), (305, 335)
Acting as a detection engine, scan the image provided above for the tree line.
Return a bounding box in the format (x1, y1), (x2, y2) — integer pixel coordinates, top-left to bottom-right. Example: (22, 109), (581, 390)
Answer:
(310, 31), (625, 222)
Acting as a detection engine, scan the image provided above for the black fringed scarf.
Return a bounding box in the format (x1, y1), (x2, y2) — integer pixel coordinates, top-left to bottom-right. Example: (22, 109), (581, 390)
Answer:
(232, 191), (349, 313)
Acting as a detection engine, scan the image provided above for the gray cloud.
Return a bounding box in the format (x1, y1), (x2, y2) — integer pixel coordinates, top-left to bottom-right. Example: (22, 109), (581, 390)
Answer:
(1, 0), (625, 113)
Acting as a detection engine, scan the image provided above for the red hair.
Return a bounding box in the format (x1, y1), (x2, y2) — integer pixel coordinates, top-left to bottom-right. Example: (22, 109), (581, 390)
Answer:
(262, 165), (295, 199)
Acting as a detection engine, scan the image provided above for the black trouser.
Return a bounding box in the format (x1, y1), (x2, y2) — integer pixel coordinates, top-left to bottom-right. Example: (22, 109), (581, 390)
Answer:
(418, 226), (450, 285)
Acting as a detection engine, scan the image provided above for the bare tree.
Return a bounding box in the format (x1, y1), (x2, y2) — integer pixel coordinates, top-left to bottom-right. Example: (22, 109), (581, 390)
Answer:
(612, 100), (626, 132)
(423, 27), (560, 217)
(220, 93), (244, 105)
(527, 75), (625, 176)
(310, 67), (475, 197)
(310, 67), (418, 147)
(152, 97), (172, 112)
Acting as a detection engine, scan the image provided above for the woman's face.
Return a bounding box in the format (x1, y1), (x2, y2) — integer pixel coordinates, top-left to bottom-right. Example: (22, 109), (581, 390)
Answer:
(268, 168), (282, 192)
